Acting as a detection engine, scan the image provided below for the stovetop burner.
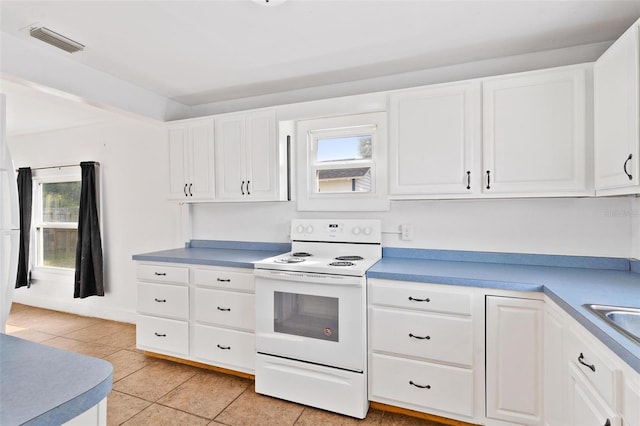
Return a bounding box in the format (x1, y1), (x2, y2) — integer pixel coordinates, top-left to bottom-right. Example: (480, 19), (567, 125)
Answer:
(329, 261), (355, 267)
(274, 257), (306, 264)
(292, 252), (313, 257)
(335, 255), (364, 261)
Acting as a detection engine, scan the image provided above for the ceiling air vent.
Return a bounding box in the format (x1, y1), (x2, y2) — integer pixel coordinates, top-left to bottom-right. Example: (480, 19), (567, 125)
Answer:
(29, 27), (84, 53)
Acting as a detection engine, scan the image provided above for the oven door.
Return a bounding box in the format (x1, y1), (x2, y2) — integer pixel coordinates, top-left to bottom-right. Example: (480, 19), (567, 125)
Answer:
(254, 269), (365, 372)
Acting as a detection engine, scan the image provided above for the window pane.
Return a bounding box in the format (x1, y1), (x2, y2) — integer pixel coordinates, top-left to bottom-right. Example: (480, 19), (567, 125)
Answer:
(42, 228), (77, 268)
(316, 135), (372, 162)
(42, 182), (81, 222)
(315, 167), (372, 193)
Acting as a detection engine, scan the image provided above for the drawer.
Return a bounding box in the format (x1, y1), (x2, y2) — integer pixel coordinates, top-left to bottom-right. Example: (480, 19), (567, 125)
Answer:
(369, 279), (471, 316)
(137, 263), (189, 284)
(137, 315), (188, 356)
(194, 288), (255, 331)
(193, 268), (254, 292)
(193, 324), (255, 372)
(369, 353), (474, 418)
(565, 326), (619, 408)
(369, 307), (473, 367)
(137, 282), (189, 320)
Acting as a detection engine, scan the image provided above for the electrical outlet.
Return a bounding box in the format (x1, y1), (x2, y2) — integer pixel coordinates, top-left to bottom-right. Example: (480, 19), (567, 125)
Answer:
(400, 224), (413, 241)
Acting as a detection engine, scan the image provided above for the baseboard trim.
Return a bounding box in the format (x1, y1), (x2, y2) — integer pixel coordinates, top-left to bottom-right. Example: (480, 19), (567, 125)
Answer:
(369, 402), (478, 426)
(143, 351), (255, 380)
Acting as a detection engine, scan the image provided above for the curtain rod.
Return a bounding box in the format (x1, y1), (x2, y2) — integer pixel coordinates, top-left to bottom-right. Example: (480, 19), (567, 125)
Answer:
(16, 162), (100, 172)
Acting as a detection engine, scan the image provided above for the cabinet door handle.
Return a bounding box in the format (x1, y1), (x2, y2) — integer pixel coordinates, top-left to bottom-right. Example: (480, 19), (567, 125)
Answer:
(217, 307), (231, 312)
(604, 419), (611, 426)
(154, 332), (166, 337)
(247, 180), (251, 195)
(216, 278), (231, 282)
(409, 380), (431, 389)
(183, 183), (188, 197)
(241, 180), (245, 195)
(624, 154), (633, 180)
(486, 170), (491, 189)
(408, 296), (430, 302)
(189, 183), (193, 197)
(154, 272), (167, 276)
(409, 333), (431, 340)
(154, 298), (166, 303)
(466, 171), (471, 190)
(578, 353), (596, 372)
(217, 344), (231, 350)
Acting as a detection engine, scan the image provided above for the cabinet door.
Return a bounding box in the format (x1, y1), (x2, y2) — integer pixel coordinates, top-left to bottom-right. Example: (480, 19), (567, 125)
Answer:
(568, 363), (621, 426)
(245, 110), (278, 200)
(483, 67), (588, 195)
(544, 302), (567, 426)
(389, 82), (479, 196)
(215, 115), (246, 200)
(188, 119), (215, 200)
(167, 127), (189, 200)
(594, 22), (640, 193)
(486, 296), (544, 425)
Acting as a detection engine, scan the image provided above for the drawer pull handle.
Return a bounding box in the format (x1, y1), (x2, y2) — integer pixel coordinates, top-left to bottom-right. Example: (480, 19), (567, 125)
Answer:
(154, 272), (167, 276)
(154, 298), (167, 303)
(408, 296), (430, 302)
(578, 353), (596, 372)
(604, 419), (611, 426)
(409, 380), (431, 389)
(217, 344), (231, 350)
(154, 332), (166, 337)
(217, 278), (231, 282)
(409, 333), (431, 340)
(217, 307), (231, 312)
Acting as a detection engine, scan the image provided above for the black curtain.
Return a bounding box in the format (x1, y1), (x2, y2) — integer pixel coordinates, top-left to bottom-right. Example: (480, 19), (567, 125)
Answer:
(74, 162), (104, 298)
(15, 168), (32, 289)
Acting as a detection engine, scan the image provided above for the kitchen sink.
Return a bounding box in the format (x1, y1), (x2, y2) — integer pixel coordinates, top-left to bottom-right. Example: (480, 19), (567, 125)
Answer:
(584, 304), (640, 345)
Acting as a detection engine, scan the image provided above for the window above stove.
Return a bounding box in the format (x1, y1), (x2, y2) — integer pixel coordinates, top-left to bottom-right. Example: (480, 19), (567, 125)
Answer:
(296, 112), (390, 211)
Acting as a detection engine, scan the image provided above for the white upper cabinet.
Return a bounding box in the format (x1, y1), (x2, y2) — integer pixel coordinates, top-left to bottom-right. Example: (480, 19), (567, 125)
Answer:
(483, 66), (590, 196)
(389, 65), (591, 199)
(389, 82), (480, 197)
(167, 117), (215, 201)
(215, 110), (287, 202)
(594, 19), (640, 195)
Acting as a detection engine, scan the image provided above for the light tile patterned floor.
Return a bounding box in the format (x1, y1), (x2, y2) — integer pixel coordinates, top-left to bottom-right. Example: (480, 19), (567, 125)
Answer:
(6, 303), (446, 425)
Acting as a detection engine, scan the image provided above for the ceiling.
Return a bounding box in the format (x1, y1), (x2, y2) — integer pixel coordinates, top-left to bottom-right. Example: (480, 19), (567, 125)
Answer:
(1, 0), (640, 135)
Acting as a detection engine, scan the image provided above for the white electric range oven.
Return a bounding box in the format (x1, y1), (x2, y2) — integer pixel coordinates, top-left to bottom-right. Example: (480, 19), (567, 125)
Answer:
(253, 219), (381, 419)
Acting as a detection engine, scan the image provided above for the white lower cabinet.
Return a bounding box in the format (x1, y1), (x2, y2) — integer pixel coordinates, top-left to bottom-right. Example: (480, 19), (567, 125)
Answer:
(367, 279), (481, 422)
(568, 363), (621, 426)
(486, 296), (544, 426)
(136, 262), (256, 375)
(137, 315), (189, 356)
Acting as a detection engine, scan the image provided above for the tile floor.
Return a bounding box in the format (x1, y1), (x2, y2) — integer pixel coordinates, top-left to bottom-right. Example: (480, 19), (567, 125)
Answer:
(6, 303), (447, 426)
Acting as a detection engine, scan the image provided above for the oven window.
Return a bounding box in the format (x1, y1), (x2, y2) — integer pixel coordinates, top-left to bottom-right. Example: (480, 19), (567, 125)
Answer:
(274, 292), (339, 342)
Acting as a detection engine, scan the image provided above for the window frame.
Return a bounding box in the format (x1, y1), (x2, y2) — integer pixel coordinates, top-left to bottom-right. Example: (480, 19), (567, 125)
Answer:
(296, 111), (389, 211)
(31, 168), (81, 280)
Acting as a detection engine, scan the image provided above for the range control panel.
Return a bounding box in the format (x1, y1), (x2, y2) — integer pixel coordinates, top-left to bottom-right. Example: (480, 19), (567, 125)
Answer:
(290, 219), (382, 244)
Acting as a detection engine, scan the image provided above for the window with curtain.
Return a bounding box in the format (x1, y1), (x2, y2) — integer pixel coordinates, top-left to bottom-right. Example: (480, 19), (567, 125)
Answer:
(32, 170), (81, 271)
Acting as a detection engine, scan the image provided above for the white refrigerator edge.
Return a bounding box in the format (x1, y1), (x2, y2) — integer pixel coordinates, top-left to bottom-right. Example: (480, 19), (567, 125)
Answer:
(0, 93), (20, 333)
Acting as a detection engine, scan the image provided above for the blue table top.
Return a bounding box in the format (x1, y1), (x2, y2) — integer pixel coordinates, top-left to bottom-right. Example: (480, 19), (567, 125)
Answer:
(368, 257), (640, 373)
(0, 334), (113, 426)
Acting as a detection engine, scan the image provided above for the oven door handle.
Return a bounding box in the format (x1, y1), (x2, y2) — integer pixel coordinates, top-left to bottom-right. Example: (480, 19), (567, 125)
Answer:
(254, 268), (363, 286)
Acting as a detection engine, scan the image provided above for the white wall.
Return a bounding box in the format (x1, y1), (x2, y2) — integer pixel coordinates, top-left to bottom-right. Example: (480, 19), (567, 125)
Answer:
(8, 118), (180, 323)
(192, 196), (632, 258)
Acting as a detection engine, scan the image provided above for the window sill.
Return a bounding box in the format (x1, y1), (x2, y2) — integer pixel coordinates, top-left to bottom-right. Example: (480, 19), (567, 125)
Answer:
(31, 267), (74, 284)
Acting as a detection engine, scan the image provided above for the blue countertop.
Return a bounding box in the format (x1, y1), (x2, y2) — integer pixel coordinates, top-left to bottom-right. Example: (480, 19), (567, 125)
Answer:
(132, 240), (290, 269)
(368, 253), (640, 374)
(132, 241), (640, 374)
(0, 334), (113, 425)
